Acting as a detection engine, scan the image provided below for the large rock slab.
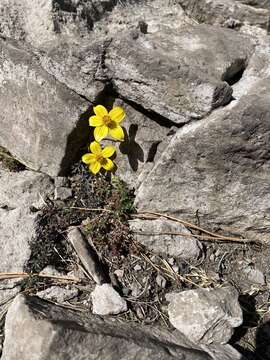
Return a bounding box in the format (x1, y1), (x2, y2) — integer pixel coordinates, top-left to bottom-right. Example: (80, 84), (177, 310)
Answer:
(0, 0), (119, 49)
(136, 80), (270, 243)
(1, 294), (244, 360)
(106, 24), (254, 124)
(0, 167), (53, 304)
(0, 37), (89, 176)
(167, 287), (243, 345)
(178, 0), (270, 32)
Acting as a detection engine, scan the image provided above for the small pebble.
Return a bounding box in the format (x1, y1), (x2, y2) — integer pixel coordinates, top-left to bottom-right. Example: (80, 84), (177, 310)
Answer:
(91, 284), (127, 315)
(244, 266), (266, 285)
(134, 264), (142, 271)
(135, 306), (145, 319)
(131, 281), (142, 297)
(156, 274), (167, 288)
(172, 265), (179, 274)
(114, 269), (124, 279)
(54, 176), (69, 187)
(54, 187), (72, 200)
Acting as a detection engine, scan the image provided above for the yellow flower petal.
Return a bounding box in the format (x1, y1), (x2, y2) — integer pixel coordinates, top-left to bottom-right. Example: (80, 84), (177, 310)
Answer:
(89, 115), (104, 127)
(94, 125), (109, 142)
(109, 107), (125, 123)
(102, 158), (115, 171)
(90, 161), (101, 174)
(90, 141), (102, 155)
(102, 145), (116, 158)
(82, 153), (96, 164)
(93, 105), (108, 117)
(109, 125), (124, 141)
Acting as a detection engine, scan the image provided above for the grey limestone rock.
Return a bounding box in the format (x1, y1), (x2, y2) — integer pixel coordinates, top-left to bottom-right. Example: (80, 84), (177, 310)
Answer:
(37, 286), (79, 303)
(1, 294), (244, 360)
(0, 167), (53, 305)
(68, 227), (109, 284)
(129, 217), (204, 260)
(135, 80), (270, 243)
(106, 24), (254, 124)
(91, 283), (127, 315)
(54, 186), (73, 200)
(178, 0), (270, 32)
(0, 37), (89, 176)
(167, 287), (243, 345)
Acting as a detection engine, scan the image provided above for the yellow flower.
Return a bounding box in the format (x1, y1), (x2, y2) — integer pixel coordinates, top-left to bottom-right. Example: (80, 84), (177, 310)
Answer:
(82, 141), (116, 174)
(89, 105), (125, 142)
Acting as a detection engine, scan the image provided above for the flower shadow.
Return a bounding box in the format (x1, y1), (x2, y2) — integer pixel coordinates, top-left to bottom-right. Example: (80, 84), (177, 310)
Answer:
(119, 124), (144, 171)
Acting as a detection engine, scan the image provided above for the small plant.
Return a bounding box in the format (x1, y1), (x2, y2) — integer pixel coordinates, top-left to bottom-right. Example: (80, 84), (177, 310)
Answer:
(82, 105), (126, 174)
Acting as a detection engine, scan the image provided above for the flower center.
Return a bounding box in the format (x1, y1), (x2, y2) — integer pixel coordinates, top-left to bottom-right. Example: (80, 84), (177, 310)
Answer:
(96, 154), (106, 165)
(103, 115), (111, 126)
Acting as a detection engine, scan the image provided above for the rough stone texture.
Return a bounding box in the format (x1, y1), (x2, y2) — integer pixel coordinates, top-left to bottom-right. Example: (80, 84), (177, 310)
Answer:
(0, 0), (191, 104)
(37, 286), (79, 303)
(106, 24), (254, 124)
(91, 283), (127, 315)
(1, 294), (244, 360)
(0, 0), (119, 49)
(178, 0), (270, 32)
(243, 266), (266, 285)
(54, 186), (72, 200)
(233, 36), (270, 99)
(235, 0), (270, 8)
(129, 218), (203, 260)
(37, 40), (105, 101)
(105, 99), (172, 188)
(167, 287), (243, 345)
(0, 37), (89, 176)
(136, 80), (270, 243)
(0, 167), (53, 304)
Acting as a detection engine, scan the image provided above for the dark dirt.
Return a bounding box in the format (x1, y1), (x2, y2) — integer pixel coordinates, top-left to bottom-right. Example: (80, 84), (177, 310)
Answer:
(18, 161), (270, 360)
(0, 146), (25, 172)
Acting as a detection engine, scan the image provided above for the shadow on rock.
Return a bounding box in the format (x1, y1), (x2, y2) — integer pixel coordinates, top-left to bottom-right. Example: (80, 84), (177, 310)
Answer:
(119, 124), (144, 171)
(253, 320), (270, 360)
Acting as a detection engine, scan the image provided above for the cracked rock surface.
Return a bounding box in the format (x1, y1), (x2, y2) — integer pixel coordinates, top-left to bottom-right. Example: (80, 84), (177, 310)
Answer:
(0, 166), (53, 305)
(1, 294), (243, 360)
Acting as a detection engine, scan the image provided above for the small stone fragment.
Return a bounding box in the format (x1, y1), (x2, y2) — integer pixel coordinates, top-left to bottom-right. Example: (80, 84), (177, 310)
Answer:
(37, 286), (78, 303)
(54, 187), (72, 200)
(68, 227), (108, 284)
(167, 286), (243, 345)
(91, 284), (127, 315)
(39, 265), (63, 277)
(114, 269), (124, 279)
(156, 274), (167, 288)
(134, 264), (142, 271)
(54, 177), (69, 187)
(243, 266), (266, 285)
(131, 281), (142, 298)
